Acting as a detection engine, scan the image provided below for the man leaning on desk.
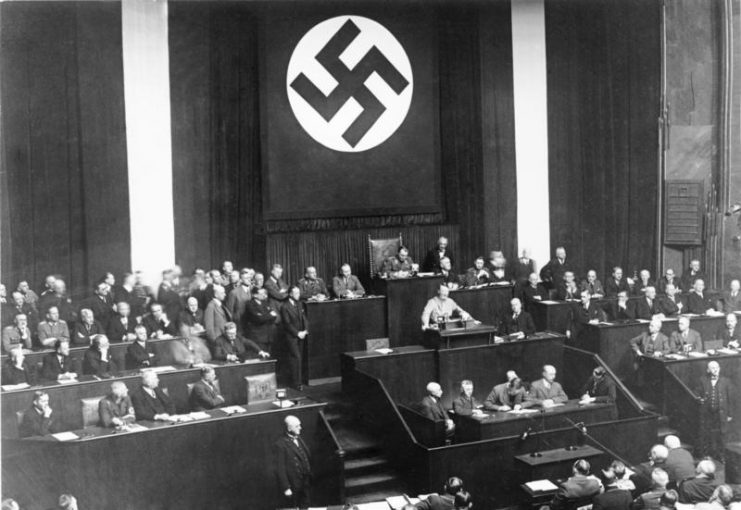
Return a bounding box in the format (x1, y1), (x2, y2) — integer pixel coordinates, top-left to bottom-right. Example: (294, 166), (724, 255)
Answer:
(130, 371), (176, 422)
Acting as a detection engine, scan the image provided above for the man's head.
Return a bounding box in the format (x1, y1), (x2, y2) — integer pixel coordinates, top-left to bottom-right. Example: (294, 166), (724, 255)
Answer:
(57, 493), (78, 510)
(651, 468), (669, 489)
(707, 360), (720, 378)
(693, 279), (705, 293)
(32, 390), (49, 411)
(649, 318), (662, 335)
(507, 378), (523, 395)
(111, 381), (128, 399)
(587, 270), (597, 283)
(201, 366), (216, 383)
(11, 291), (24, 307)
(678, 316), (690, 332)
(228, 270), (240, 285)
(726, 313), (738, 329)
(696, 459), (716, 478)
(240, 269), (252, 285)
(46, 306), (60, 323)
(81, 308), (94, 325)
(398, 247), (409, 262)
(640, 270), (650, 281)
(665, 283), (677, 297)
(151, 303), (164, 320)
(592, 367), (606, 380)
(555, 247), (566, 260)
(225, 322), (238, 339)
(213, 284), (226, 302)
(612, 267), (623, 280)
(572, 459), (590, 476)
(94, 281), (108, 297)
(305, 266), (318, 280)
(564, 271), (575, 284)
(93, 335), (110, 350)
(581, 291), (591, 305)
(426, 382), (443, 398)
(437, 285), (450, 301)
(730, 279), (740, 292)
(271, 264), (283, 279)
(208, 269), (221, 283)
(285, 415), (301, 436)
(17, 281), (30, 294)
(665, 269), (675, 280)
(473, 257), (484, 271)
(460, 380), (473, 397)
(103, 272), (115, 287)
(134, 324), (148, 342)
(440, 257), (452, 271)
(44, 275), (57, 290)
(54, 340), (70, 357)
(617, 290), (629, 303)
(443, 476), (464, 496)
(117, 301), (131, 318)
(122, 272), (135, 287)
(511, 298), (522, 314)
(649, 444), (668, 462)
(690, 259), (701, 272)
(542, 365), (557, 383)
(142, 370), (159, 389)
(289, 285), (301, 301)
(521, 248), (531, 258)
(437, 237), (448, 250)
(1, 499), (19, 510)
(187, 297), (199, 313)
(222, 260), (234, 274)
(52, 279), (66, 296)
(253, 273), (265, 287)
(13, 313), (27, 330)
(645, 287), (656, 300)
(255, 288), (268, 302)
(528, 273), (539, 286)
(340, 264), (352, 278)
(664, 435), (681, 450)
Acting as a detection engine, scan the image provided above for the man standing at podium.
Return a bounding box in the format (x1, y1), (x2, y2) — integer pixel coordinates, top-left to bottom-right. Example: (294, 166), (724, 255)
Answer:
(275, 415), (312, 510)
(421, 285), (473, 330)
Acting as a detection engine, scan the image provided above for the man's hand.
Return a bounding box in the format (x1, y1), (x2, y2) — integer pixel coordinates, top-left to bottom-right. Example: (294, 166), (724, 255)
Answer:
(227, 354), (239, 363)
(42, 405), (53, 418)
(284, 489), (293, 497)
(270, 311), (277, 317)
(258, 351), (270, 359)
(498, 405), (511, 412)
(542, 399), (554, 408)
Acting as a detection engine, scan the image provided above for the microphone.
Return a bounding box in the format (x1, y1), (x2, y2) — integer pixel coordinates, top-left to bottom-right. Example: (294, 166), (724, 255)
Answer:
(520, 426), (533, 441)
(725, 204), (741, 216)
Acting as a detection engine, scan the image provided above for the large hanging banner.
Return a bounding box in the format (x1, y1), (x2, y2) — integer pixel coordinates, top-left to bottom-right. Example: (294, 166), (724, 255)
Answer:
(261, 7), (439, 219)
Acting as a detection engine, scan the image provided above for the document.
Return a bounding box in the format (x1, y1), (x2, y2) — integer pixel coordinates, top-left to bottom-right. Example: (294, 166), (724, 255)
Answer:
(220, 405), (247, 415)
(526, 479), (559, 492)
(374, 348), (393, 355)
(189, 412), (211, 420)
(1, 383), (30, 391)
(687, 352), (707, 358)
(144, 365), (176, 373)
(51, 431), (79, 442)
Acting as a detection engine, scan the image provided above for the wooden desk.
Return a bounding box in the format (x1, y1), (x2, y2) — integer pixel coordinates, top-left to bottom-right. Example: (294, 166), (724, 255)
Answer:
(574, 315), (727, 380)
(456, 400), (617, 442)
(517, 445), (604, 484)
(450, 283), (513, 327)
(423, 322), (498, 349)
(4, 397), (341, 510)
(304, 296), (386, 381)
(530, 298), (643, 333)
(1, 360), (275, 434)
(374, 275), (443, 347)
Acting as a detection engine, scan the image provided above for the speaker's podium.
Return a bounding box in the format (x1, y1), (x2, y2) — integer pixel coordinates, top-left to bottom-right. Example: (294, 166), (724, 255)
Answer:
(422, 320), (498, 349)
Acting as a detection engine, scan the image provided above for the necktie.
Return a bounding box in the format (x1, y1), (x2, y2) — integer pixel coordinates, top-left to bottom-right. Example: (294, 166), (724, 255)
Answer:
(647, 299), (652, 308)
(122, 317), (128, 327)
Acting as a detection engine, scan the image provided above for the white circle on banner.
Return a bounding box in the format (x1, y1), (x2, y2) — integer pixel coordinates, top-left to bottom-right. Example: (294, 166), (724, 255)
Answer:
(286, 15), (413, 152)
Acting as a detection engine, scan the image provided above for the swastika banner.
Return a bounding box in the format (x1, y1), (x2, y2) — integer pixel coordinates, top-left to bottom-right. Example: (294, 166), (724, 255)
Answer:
(261, 7), (440, 220)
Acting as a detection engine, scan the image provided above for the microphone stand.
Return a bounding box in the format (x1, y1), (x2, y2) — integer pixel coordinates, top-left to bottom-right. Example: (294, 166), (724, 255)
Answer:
(530, 408), (546, 457)
(562, 417), (632, 468)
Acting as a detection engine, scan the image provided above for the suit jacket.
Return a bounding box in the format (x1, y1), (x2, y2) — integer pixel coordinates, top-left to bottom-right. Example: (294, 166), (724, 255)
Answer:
(451, 393), (481, 416)
(204, 299), (231, 343)
(679, 270), (706, 294)
(657, 296), (682, 317)
(2, 302), (36, 328)
(72, 320), (105, 346)
(685, 292), (715, 314)
(419, 395), (447, 421)
(281, 299), (309, 342)
(628, 297), (661, 320)
(664, 447), (696, 484)
(604, 278), (630, 298)
(130, 385), (175, 420)
(225, 285), (251, 327)
(126, 341), (157, 370)
(1, 360), (35, 385)
(19, 405), (59, 438)
(631, 488), (665, 510)
(274, 434), (312, 492)
(669, 329), (703, 353)
(82, 347), (118, 377)
(608, 302), (634, 321)
(81, 295), (114, 330)
(107, 314), (137, 343)
(632, 279), (656, 297)
(98, 394), (135, 427)
(580, 279), (605, 298)
(540, 258), (572, 286)
(717, 324), (740, 347)
(264, 276), (289, 313)
(298, 278), (328, 300)
(244, 299), (277, 348)
(422, 248), (454, 273)
(696, 375), (735, 428)
(484, 382), (530, 410)
(212, 334), (262, 361)
(41, 352), (79, 381)
(658, 277), (682, 294)
(2, 325), (33, 353)
(501, 311), (536, 336)
(332, 275), (365, 298)
(528, 379), (568, 405)
(463, 267), (490, 287)
(142, 315), (178, 338)
(721, 290), (741, 313)
(189, 379), (224, 411)
(551, 475), (603, 510)
(414, 493), (456, 510)
(593, 486), (631, 510)
(556, 282), (581, 301)
(630, 332), (671, 356)
(677, 477), (717, 504)
(157, 283), (182, 321)
(37, 293), (76, 324)
(522, 284), (549, 312)
(580, 375), (616, 402)
(571, 303), (606, 337)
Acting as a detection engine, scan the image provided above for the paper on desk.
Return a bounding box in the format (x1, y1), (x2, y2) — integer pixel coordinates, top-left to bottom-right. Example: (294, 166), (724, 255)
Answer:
(717, 348), (738, 355)
(374, 348), (393, 355)
(599, 321), (614, 326)
(51, 431), (79, 442)
(1, 383), (30, 391)
(189, 412), (210, 420)
(636, 319), (650, 323)
(509, 409), (539, 414)
(126, 423), (148, 432)
(526, 480), (559, 492)
(57, 378), (78, 384)
(220, 405), (246, 415)
(665, 354), (685, 360)
(688, 352), (707, 358)
(540, 300), (559, 304)
(273, 400), (295, 408)
(144, 365), (176, 373)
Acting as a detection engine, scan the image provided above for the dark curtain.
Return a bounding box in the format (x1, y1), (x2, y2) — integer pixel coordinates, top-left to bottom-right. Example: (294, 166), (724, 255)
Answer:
(546, 0), (661, 279)
(0, 2), (130, 299)
(169, 3), (264, 274)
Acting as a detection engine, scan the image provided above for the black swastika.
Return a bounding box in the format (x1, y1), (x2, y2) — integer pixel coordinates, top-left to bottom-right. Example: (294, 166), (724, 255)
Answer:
(291, 19), (410, 148)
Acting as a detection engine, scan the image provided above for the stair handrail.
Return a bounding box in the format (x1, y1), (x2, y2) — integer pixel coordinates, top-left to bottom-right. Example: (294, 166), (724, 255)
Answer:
(355, 368), (419, 445)
(319, 409), (345, 503)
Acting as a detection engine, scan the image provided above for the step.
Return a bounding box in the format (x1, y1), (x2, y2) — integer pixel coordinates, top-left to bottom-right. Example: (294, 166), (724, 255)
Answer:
(344, 455), (389, 475)
(345, 472), (400, 495)
(333, 425), (381, 455)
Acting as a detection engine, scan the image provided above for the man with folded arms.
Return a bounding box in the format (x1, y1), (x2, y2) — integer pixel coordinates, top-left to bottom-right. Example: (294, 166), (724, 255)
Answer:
(685, 280), (716, 315)
(630, 318), (671, 358)
(189, 366), (226, 411)
(298, 266), (329, 301)
(2, 348), (35, 385)
(19, 390), (60, 437)
(244, 288), (279, 353)
(98, 381), (136, 428)
(125, 325), (158, 370)
(2, 313), (32, 353)
(332, 264), (365, 299)
(717, 313), (739, 348)
(484, 373), (531, 411)
(107, 301), (137, 343)
(658, 284), (683, 317)
(556, 271), (581, 301)
(130, 371), (176, 422)
(82, 335), (118, 378)
(605, 266), (630, 298)
(580, 270), (605, 300)
(143, 302), (178, 339)
(421, 285), (473, 330)
(527, 365), (568, 408)
(72, 308), (104, 346)
(669, 317), (703, 353)
(41, 340), (78, 382)
(213, 322), (268, 363)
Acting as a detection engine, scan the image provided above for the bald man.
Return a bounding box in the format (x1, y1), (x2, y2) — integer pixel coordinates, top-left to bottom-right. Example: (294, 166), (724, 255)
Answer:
(696, 361), (735, 461)
(527, 365), (568, 408)
(275, 415), (312, 509)
(420, 382), (455, 436)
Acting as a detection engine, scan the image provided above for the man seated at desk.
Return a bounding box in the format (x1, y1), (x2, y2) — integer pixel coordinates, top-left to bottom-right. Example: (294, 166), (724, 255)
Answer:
(414, 476), (464, 510)
(605, 266), (631, 298)
(213, 322), (269, 363)
(98, 380), (136, 428)
(568, 291), (606, 339)
(2, 313), (32, 354)
(685, 280), (716, 315)
(580, 367), (616, 403)
(332, 264), (365, 299)
(381, 246), (417, 279)
(658, 284), (683, 317)
(669, 316), (703, 353)
(19, 390), (61, 437)
(527, 365), (568, 408)
(72, 308), (104, 346)
(485, 250), (508, 283)
(1, 347), (35, 386)
(438, 257), (460, 289)
(143, 303), (178, 339)
(189, 366), (225, 411)
(40, 340), (78, 382)
(125, 324), (158, 370)
(720, 279), (741, 313)
(522, 273), (548, 312)
(82, 335), (119, 378)
(452, 380), (483, 417)
(420, 382), (455, 436)
(463, 256), (490, 287)
(298, 266), (329, 301)
(501, 298), (536, 338)
(178, 297), (205, 337)
(580, 270), (605, 300)
(107, 301), (137, 343)
(549, 459), (604, 510)
(556, 271), (581, 301)
(630, 318), (671, 358)
(421, 285), (474, 330)
(610, 291), (632, 321)
(717, 313), (739, 348)
(628, 286), (661, 320)
(130, 370), (176, 422)
(483, 372), (532, 411)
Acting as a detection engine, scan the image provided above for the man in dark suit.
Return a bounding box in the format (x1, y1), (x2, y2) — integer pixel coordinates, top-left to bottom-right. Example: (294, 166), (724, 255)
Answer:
(130, 371), (176, 422)
(717, 313), (740, 348)
(419, 382), (455, 436)
(579, 270), (605, 299)
(332, 264), (366, 299)
(669, 317), (703, 353)
(658, 268), (682, 295)
(679, 259), (706, 294)
(3, 291), (37, 329)
(632, 270), (655, 297)
(41, 340), (78, 382)
(189, 366), (225, 411)
(244, 288), (278, 352)
(630, 319), (671, 358)
(225, 269), (253, 330)
(107, 301), (137, 343)
(275, 415), (312, 510)
(212, 322), (268, 362)
(677, 460), (717, 504)
(604, 267), (630, 298)
(720, 279), (741, 313)
(298, 266), (329, 301)
(658, 284), (683, 317)
(512, 249), (536, 288)
(18, 390), (60, 438)
(438, 257), (460, 288)
(2, 347), (35, 385)
(72, 308), (105, 346)
(569, 291), (606, 339)
(685, 279), (716, 315)
(156, 270), (182, 323)
(37, 279), (76, 326)
(539, 246), (571, 290)
(142, 302), (178, 339)
(696, 361), (735, 461)
(550, 459), (603, 510)
(663, 435), (696, 486)
(178, 297), (205, 337)
(414, 477), (464, 510)
(281, 287), (309, 389)
(556, 271), (582, 301)
(463, 257), (490, 287)
(422, 236), (454, 273)
(2, 313), (33, 353)
(125, 325), (158, 370)
(579, 366), (616, 403)
(81, 281), (114, 331)
(521, 273), (548, 312)
(628, 286), (661, 320)
(631, 468), (669, 510)
(501, 298), (536, 338)
(82, 335), (118, 378)
(593, 468), (631, 510)
(264, 264), (289, 319)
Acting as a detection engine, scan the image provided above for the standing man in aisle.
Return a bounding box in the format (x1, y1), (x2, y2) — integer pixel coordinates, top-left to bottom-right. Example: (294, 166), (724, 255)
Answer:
(275, 415), (312, 510)
(281, 286), (309, 390)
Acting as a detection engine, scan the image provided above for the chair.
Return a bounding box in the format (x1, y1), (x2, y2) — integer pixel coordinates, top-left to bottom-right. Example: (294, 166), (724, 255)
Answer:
(368, 234), (403, 278)
(80, 396), (105, 428)
(245, 372), (277, 404)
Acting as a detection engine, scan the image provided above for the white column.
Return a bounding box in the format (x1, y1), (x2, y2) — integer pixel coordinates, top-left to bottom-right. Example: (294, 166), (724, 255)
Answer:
(121, 0), (175, 288)
(511, 0), (551, 272)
